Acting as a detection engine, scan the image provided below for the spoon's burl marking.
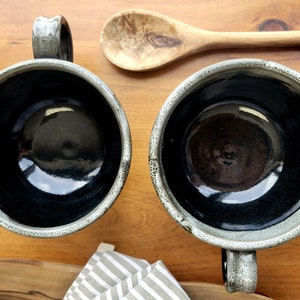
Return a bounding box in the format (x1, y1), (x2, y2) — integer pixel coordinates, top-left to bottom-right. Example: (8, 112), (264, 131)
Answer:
(118, 14), (181, 49)
(145, 32), (182, 48)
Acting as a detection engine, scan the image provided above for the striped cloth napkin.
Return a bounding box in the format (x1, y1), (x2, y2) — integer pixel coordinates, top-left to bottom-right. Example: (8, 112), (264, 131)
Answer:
(64, 243), (190, 300)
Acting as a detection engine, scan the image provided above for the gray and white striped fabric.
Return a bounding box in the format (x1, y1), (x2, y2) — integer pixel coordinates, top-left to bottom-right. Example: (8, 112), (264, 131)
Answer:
(64, 244), (190, 300)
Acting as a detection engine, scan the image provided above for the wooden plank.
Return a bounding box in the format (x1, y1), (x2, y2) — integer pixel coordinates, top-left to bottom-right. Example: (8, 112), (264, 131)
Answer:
(0, 259), (271, 299)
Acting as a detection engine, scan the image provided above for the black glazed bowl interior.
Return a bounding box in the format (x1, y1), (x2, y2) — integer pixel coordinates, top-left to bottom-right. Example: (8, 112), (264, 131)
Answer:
(150, 59), (300, 246)
(0, 59), (131, 237)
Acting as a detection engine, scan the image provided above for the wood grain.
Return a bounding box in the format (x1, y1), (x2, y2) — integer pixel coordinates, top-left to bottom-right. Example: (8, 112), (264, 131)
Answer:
(0, 1), (299, 299)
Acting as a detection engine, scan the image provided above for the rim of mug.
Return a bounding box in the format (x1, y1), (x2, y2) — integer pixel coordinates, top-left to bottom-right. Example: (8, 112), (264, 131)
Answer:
(149, 58), (300, 251)
(0, 58), (132, 237)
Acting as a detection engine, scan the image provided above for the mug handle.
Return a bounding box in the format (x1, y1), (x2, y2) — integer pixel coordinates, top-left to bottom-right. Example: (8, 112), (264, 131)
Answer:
(222, 249), (257, 293)
(32, 15), (73, 62)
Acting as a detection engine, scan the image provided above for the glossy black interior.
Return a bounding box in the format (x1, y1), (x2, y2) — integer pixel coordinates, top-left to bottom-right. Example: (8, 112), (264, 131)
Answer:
(0, 69), (121, 227)
(162, 72), (300, 230)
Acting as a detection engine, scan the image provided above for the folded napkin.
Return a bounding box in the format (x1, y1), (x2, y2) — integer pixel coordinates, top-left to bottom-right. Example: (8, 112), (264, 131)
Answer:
(64, 243), (190, 300)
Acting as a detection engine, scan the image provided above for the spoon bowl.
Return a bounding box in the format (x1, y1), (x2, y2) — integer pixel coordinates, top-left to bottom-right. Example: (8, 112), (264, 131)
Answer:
(100, 9), (300, 71)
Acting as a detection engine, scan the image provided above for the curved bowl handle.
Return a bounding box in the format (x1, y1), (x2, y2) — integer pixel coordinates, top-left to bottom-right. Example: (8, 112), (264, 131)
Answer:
(222, 249), (257, 293)
(32, 15), (73, 61)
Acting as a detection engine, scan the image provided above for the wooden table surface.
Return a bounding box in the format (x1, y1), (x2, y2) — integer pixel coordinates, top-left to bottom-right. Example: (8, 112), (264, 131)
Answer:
(0, 0), (299, 299)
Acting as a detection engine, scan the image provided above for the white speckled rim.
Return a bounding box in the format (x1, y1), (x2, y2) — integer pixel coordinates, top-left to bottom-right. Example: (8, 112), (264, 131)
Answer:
(0, 59), (131, 238)
(149, 58), (300, 251)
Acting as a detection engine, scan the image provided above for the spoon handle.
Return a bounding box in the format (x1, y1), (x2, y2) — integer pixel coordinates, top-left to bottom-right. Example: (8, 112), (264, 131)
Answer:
(186, 27), (300, 54)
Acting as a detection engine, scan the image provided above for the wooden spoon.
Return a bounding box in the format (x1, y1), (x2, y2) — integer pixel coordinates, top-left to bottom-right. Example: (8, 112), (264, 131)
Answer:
(100, 9), (300, 71)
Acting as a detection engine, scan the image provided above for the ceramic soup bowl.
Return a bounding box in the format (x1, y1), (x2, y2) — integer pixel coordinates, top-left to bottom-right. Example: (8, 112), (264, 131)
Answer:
(0, 16), (131, 237)
(149, 58), (300, 293)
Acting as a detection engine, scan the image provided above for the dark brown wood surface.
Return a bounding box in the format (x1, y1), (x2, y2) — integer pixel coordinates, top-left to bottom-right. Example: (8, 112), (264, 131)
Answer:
(0, 1), (299, 299)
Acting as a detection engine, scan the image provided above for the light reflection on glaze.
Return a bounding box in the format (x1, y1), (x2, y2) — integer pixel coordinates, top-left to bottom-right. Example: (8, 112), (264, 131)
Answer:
(184, 102), (284, 201)
(196, 165), (282, 204)
(17, 103), (105, 195)
(19, 157), (101, 194)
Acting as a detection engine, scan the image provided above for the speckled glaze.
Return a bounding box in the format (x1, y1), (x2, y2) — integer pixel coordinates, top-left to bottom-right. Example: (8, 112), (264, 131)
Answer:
(0, 16), (131, 237)
(32, 16), (73, 61)
(223, 249), (257, 293)
(149, 58), (300, 293)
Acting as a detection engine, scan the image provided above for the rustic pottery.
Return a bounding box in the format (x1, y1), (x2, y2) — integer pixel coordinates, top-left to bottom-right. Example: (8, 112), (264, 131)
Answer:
(0, 16), (131, 237)
(149, 58), (300, 293)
